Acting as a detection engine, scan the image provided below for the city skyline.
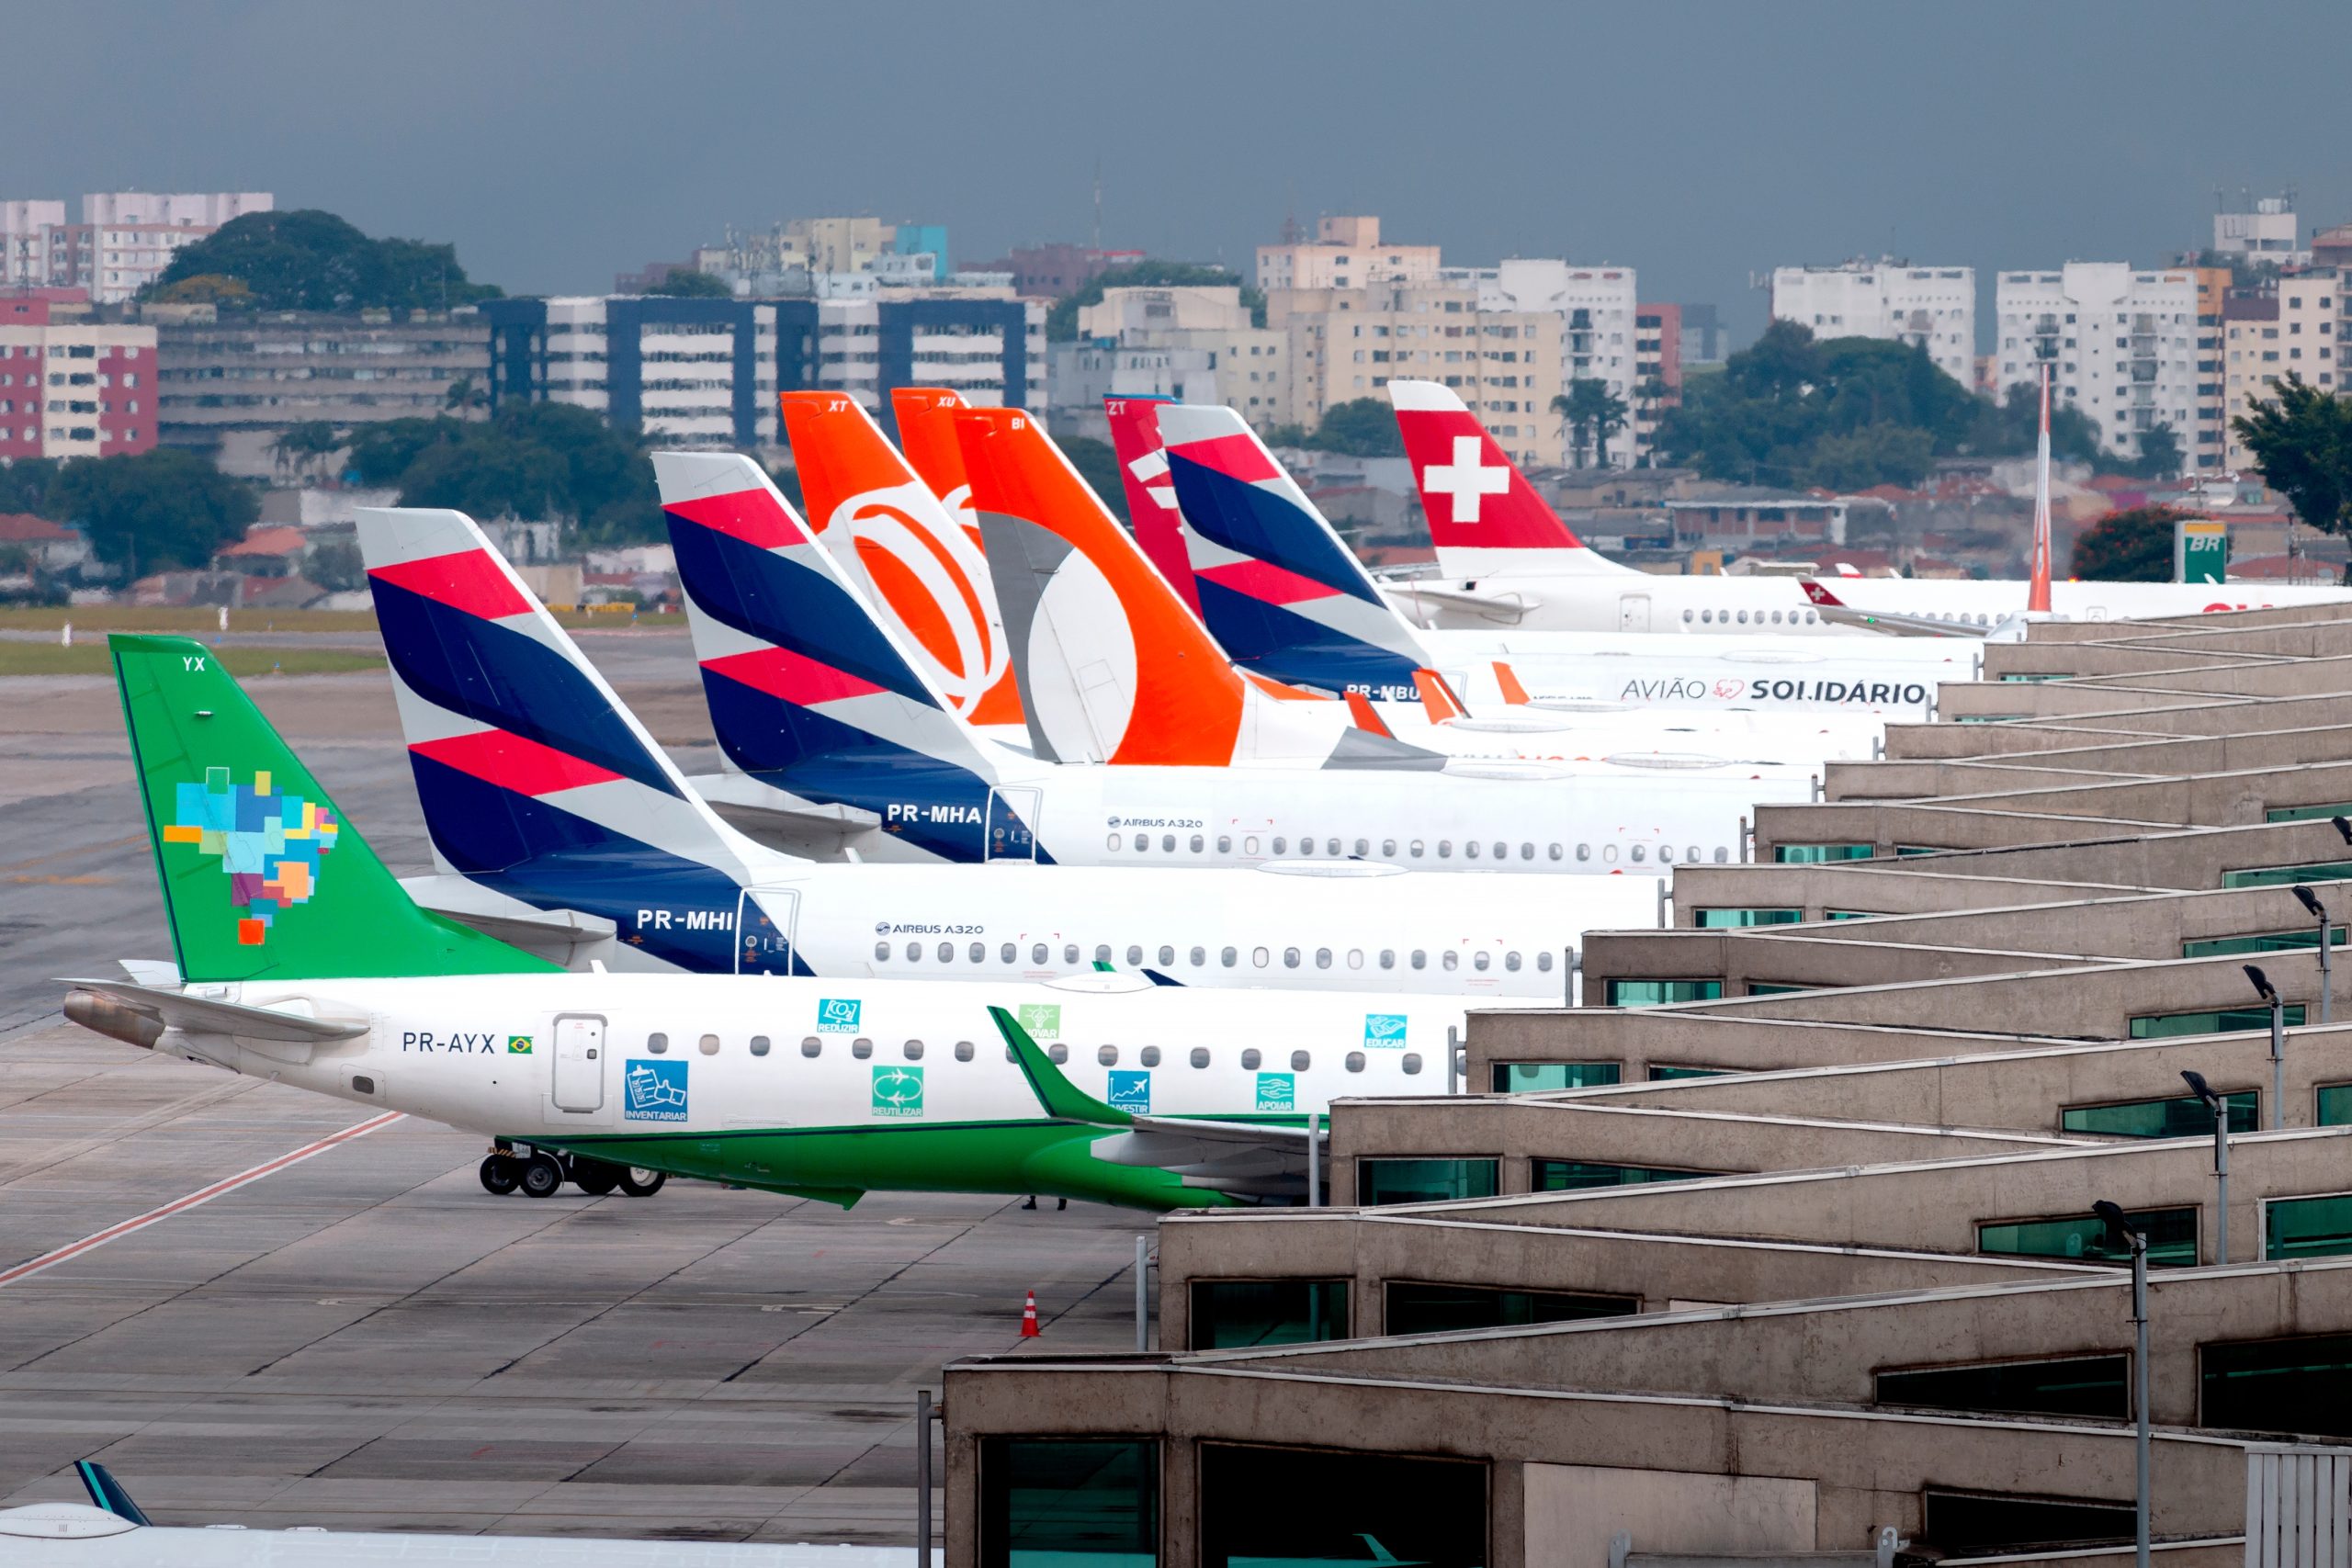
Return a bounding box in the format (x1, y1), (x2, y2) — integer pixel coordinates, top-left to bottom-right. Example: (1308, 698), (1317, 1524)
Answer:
(14, 0), (2352, 344)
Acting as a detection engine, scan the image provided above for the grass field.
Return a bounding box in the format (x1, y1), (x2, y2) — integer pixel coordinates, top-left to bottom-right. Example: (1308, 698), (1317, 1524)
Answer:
(0, 643), (385, 677)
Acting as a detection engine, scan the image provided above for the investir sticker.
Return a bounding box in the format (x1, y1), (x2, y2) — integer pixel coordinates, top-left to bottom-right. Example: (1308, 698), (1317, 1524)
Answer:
(818, 998), (863, 1032)
(1255, 1073), (1296, 1112)
(625, 1059), (688, 1122)
(1363, 1013), (1408, 1048)
(872, 1065), (924, 1118)
(1107, 1070), (1151, 1113)
(1016, 1001), (1061, 1040)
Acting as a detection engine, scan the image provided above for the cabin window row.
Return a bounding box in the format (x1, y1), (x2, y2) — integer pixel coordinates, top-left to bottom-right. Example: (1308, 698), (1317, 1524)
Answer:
(1683, 607), (1824, 626)
(640, 1031), (1412, 1076)
(1102, 830), (1730, 865)
(871, 939), (1557, 975)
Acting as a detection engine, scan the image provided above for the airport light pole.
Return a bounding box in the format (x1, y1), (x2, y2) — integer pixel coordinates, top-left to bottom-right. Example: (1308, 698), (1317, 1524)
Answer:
(2093, 1200), (2151, 1568)
(2181, 1071), (2230, 1265)
(2293, 885), (2333, 1025)
(2245, 964), (2286, 1129)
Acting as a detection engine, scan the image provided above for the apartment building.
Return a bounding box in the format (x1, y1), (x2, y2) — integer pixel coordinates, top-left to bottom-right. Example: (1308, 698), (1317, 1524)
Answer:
(1052, 285), (1288, 437)
(1994, 262), (2202, 465)
(0, 296), (157, 461)
(483, 291), (1043, 449)
(0, 192), (273, 303)
(153, 307), (489, 477)
(1254, 214), (1440, 294)
(1770, 259), (1976, 387)
(1633, 302), (1682, 457)
(2219, 270), (2341, 470)
(1272, 276), (1566, 468)
(2214, 194), (2303, 265)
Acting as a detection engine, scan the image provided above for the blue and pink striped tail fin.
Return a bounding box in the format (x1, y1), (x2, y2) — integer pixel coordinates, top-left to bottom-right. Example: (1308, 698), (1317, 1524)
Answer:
(355, 506), (800, 974)
(653, 452), (1026, 865)
(1126, 402), (1437, 702)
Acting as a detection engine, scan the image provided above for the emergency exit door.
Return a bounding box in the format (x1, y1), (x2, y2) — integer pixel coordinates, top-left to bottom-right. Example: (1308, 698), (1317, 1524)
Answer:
(551, 1014), (605, 1113)
(1618, 593), (1652, 633)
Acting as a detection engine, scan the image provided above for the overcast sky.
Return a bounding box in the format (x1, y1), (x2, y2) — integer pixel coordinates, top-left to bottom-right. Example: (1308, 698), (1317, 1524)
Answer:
(19, 1), (2352, 344)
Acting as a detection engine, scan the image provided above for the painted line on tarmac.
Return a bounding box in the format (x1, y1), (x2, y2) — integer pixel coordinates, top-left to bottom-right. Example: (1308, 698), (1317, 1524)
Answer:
(0, 1110), (405, 1289)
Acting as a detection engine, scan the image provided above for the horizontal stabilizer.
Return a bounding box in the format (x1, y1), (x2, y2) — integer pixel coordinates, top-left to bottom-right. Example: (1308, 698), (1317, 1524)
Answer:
(1381, 583), (1544, 622)
(62, 977), (368, 1043)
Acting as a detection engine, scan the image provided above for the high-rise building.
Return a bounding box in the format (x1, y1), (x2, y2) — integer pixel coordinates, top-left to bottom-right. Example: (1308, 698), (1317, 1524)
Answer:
(2191, 267), (2233, 471)
(1633, 303), (1682, 459)
(1255, 216), (1440, 294)
(1994, 263), (2202, 465)
(0, 296), (157, 461)
(1049, 286), (1287, 440)
(483, 291), (1044, 449)
(2214, 195), (2304, 265)
(1457, 260), (1642, 469)
(0, 192), (273, 303)
(2220, 270), (2341, 471)
(1769, 260), (1975, 387)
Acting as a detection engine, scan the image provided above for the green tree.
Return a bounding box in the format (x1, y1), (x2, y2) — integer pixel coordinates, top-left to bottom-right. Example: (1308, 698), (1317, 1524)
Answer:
(2233, 373), (2352, 541)
(51, 449), (260, 579)
(147, 209), (502, 312)
(444, 376), (489, 416)
(1306, 398), (1404, 457)
(0, 456), (62, 518)
(2121, 423), (2183, 481)
(645, 269), (733, 299)
(268, 421), (345, 481)
(1046, 259), (1267, 341)
(345, 404), (659, 545)
(306, 538), (366, 592)
(1552, 378), (1631, 469)
(1970, 380), (2107, 465)
(1060, 435), (1127, 514)
(2070, 503), (2189, 581)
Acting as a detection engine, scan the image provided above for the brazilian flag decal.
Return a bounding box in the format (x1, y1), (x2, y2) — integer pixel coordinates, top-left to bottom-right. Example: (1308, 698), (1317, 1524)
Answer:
(507, 1035), (534, 1055)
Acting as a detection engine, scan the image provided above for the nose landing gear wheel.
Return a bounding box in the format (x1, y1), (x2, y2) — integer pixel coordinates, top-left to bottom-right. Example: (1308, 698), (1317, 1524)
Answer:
(518, 1152), (566, 1199)
(618, 1168), (666, 1197)
(479, 1154), (521, 1195)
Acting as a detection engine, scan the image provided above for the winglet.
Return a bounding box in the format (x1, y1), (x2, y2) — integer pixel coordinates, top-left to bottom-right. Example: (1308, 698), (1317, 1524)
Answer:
(1491, 660), (1532, 706)
(75, 1461), (151, 1526)
(1412, 669), (1466, 725)
(989, 1005), (1133, 1127)
(1345, 690), (1395, 739)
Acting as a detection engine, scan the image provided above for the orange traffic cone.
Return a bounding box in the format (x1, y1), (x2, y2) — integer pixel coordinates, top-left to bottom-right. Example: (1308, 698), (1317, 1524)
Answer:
(1020, 1290), (1040, 1337)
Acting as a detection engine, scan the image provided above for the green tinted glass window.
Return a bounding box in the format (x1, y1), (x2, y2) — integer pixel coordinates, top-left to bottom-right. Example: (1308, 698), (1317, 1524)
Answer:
(1747, 982), (1807, 996)
(2184, 928), (2346, 957)
(2320, 1085), (2352, 1126)
(1826, 909), (1878, 920)
(2267, 803), (2352, 824)
(2224, 862), (2352, 889)
(1648, 1065), (1731, 1081)
(1695, 908), (1803, 928)
(1773, 843), (1873, 863)
(2265, 1195), (2352, 1261)
(1979, 1207), (2198, 1267)
(1385, 1281), (1636, 1336)
(2129, 1005), (2303, 1039)
(1894, 845), (1939, 856)
(1358, 1158), (1498, 1206)
(1490, 1062), (1620, 1093)
(980, 1438), (1159, 1568)
(2062, 1091), (2257, 1138)
(1201, 1444), (1486, 1568)
(1877, 1355), (2129, 1419)
(1604, 978), (1723, 1007)
(1189, 1280), (1351, 1348)
(2202, 1334), (2352, 1438)
(1532, 1159), (1713, 1190)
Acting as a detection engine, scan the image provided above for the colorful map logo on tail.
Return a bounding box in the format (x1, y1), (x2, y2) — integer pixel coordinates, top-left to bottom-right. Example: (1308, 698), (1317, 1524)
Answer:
(161, 767), (338, 945)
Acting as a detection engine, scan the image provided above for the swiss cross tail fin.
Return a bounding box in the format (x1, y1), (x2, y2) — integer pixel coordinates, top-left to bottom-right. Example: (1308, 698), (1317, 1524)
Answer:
(109, 634), (548, 984)
(1389, 380), (1633, 580)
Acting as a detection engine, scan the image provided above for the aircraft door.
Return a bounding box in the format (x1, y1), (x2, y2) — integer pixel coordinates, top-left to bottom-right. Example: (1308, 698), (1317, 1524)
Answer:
(1618, 594), (1652, 633)
(736, 887), (798, 974)
(550, 1014), (606, 1114)
(987, 787), (1042, 862)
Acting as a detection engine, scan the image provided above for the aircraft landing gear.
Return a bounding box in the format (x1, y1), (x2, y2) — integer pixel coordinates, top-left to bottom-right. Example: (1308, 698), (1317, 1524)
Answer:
(518, 1152), (566, 1199)
(570, 1156), (621, 1197)
(479, 1154), (521, 1195)
(618, 1167), (666, 1198)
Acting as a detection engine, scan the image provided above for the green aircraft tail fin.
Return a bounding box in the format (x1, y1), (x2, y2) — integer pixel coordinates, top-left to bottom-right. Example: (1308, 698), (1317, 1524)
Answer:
(111, 634), (556, 984)
(989, 1005), (1134, 1127)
